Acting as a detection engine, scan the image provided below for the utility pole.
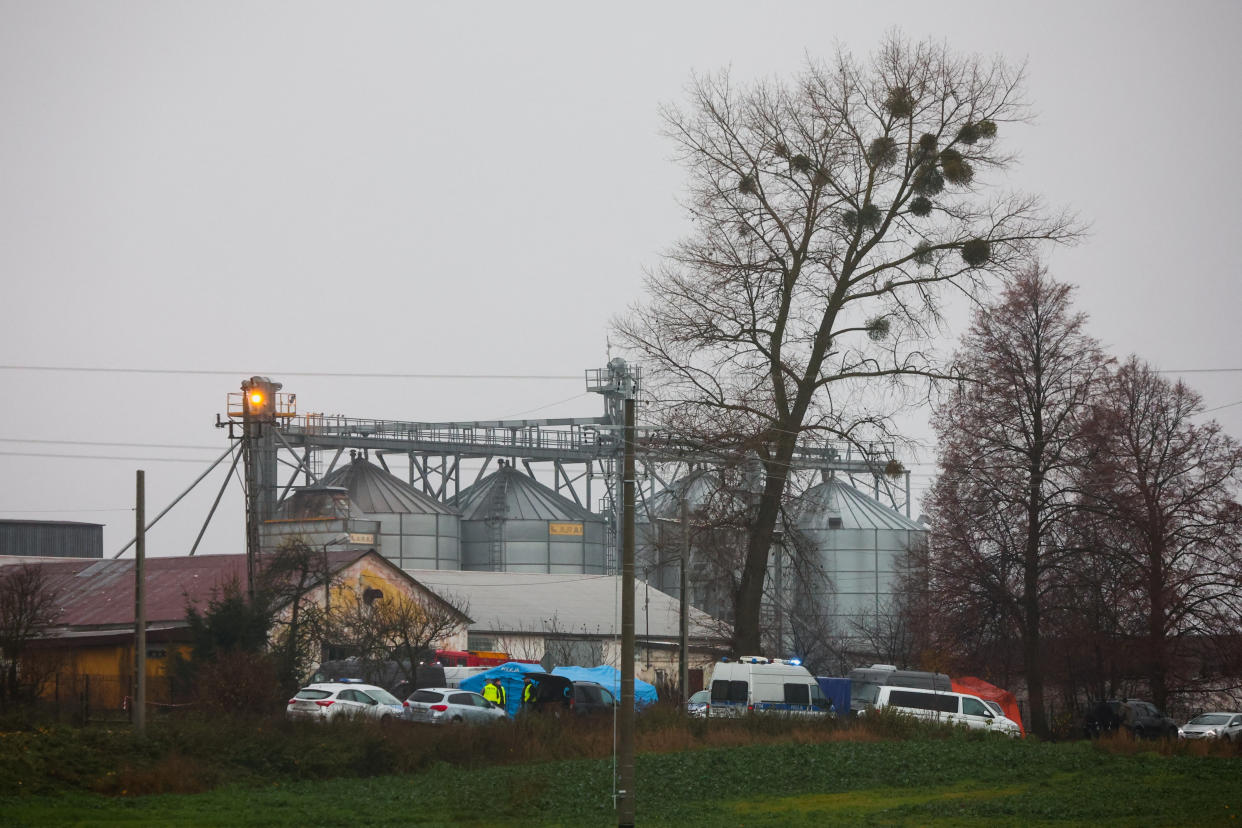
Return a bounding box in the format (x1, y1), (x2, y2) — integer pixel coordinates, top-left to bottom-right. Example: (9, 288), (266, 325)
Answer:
(679, 496), (689, 704)
(133, 470), (146, 737)
(618, 371), (636, 827)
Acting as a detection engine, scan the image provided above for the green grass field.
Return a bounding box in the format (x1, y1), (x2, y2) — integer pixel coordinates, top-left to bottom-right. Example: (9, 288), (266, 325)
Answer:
(2, 726), (1240, 827)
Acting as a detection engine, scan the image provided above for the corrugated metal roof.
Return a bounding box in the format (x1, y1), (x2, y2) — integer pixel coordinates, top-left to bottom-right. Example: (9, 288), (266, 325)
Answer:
(450, 465), (600, 522)
(27, 549), (372, 629)
(320, 458), (458, 516)
(407, 569), (720, 640)
(794, 477), (924, 532)
(0, 520), (103, 559)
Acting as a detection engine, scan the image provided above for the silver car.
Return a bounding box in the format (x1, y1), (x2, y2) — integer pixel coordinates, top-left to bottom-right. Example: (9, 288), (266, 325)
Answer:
(687, 689), (711, 718)
(286, 681), (404, 723)
(1179, 712), (1242, 741)
(403, 687), (508, 725)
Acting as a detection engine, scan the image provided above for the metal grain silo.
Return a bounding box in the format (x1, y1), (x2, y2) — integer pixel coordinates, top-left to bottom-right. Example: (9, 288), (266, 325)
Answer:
(637, 470), (735, 597)
(317, 457), (462, 570)
(791, 476), (925, 629)
(264, 485), (382, 556)
(451, 462), (606, 574)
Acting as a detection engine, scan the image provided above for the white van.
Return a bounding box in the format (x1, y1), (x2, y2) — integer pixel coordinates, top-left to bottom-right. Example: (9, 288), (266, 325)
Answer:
(707, 656), (831, 717)
(869, 685), (1020, 736)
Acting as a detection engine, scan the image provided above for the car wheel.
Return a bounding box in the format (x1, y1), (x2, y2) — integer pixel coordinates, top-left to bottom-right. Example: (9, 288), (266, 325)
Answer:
(452, 716), (464, 724)
(381, 714), (393, 723)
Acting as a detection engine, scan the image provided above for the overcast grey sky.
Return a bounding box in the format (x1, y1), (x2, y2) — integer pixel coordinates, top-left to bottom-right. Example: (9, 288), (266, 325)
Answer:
(3, 1), (1240, 557)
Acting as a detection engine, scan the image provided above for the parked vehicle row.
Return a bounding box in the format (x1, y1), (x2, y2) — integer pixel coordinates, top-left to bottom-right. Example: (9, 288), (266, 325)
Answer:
(289, 663), (1235, 743)
(286, 674), (620, 726)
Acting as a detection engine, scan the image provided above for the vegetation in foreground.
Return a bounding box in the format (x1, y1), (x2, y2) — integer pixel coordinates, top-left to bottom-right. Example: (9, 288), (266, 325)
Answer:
(1, 708), (1239, 826)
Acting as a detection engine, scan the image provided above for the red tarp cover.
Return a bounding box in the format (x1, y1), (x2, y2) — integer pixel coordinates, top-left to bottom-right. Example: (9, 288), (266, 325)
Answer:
(951, 676), (1025, 736)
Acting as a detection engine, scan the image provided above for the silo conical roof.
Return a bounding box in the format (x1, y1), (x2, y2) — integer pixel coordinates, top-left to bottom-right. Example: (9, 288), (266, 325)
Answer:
(794, 477), (922, 531)
(643, 468), (757, 521)
(450, 464), (599, 522)
(321, 457), (459, 516)
(273, 486), (366, 520)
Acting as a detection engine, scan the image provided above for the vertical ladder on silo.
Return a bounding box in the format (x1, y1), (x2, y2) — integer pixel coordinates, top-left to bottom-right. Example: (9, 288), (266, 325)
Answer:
(487, 471), (510, 571)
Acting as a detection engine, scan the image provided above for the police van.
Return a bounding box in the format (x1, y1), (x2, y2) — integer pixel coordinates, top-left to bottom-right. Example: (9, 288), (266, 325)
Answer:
(707, 656), (831, 717)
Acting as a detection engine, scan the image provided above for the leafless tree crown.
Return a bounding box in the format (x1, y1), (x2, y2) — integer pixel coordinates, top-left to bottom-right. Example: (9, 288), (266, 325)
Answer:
(618, 35), (1079, 655)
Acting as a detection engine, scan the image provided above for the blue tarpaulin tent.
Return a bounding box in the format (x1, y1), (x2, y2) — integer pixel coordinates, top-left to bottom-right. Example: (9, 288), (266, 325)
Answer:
(816, 676), (850, 716)
(460, 663), (659, 716)
(460, 662), (546, 717)
(551, 665), (658, 708)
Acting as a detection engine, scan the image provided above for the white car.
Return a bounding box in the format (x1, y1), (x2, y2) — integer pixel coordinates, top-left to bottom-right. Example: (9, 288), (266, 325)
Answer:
(865, 686), (1021, 737)
(403, 688), (508, 724)
(1179, 712), (1242, 741)
(286, 681), (404, 723)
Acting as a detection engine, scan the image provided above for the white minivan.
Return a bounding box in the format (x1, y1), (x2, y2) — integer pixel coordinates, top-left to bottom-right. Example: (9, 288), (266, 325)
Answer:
(707, 656), (831, 717)
(869, 685), (1020, 736)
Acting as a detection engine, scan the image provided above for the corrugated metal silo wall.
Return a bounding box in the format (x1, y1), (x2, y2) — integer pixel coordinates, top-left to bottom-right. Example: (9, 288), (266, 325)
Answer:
(378, 512), (460, 571)
(0, 522), (103, 558)
(459, 518), (606, 574)
(803, 526), (921, 623)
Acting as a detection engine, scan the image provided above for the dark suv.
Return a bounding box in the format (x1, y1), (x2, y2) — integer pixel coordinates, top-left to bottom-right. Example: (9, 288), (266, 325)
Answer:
(1084, 699), (1178, 739)
(524, 673), (617, 716)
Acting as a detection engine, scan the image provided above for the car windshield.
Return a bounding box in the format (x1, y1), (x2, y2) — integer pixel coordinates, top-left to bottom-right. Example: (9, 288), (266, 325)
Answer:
(368, 688), (401, 706)
(851, 683), (880, 706)
(1190, 713), (1231, 725)
(689, 690), (710, 703)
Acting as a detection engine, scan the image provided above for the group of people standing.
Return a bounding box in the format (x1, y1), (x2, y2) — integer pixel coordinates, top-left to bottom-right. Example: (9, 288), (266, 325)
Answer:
(480, 675), (540, 711)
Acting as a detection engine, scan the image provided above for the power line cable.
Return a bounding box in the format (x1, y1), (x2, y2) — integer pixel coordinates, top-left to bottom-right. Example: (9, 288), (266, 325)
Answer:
(0, 364), (581, 380)
(1158, 368), (1242, 375)
(0, 451), (218, 463)
(0, 438), (223, 450)
(496, 392), (592, 419)
(0, 507), (130, 514)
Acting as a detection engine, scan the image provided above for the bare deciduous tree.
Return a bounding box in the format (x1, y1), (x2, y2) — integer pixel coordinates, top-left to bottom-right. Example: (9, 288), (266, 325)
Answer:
(1078, 357), (1242, 709)
(925, 265), (1108, 735)
(0, 564), (61, 709)
(327, 585), (469, 688)
(618, 35), (1078, 655)
(258, 539), (331, 691)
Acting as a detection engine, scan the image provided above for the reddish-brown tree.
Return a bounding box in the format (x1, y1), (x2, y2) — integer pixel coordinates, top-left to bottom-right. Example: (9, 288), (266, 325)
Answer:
(1078, 358), (1242, 710)
(925, 265), (1108, 735)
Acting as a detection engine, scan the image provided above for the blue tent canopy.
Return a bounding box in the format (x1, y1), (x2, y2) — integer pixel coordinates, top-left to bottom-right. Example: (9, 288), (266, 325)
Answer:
(552, 665), (658, 708)
(460, 662), (546, 717)
(459, 662), (658, 716)
(816, 676), (850, 716)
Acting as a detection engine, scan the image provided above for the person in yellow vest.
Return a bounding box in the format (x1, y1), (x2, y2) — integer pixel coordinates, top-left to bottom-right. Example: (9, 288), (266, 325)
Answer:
(483, 677), (506, 709)
(522, 676), (538, 710)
